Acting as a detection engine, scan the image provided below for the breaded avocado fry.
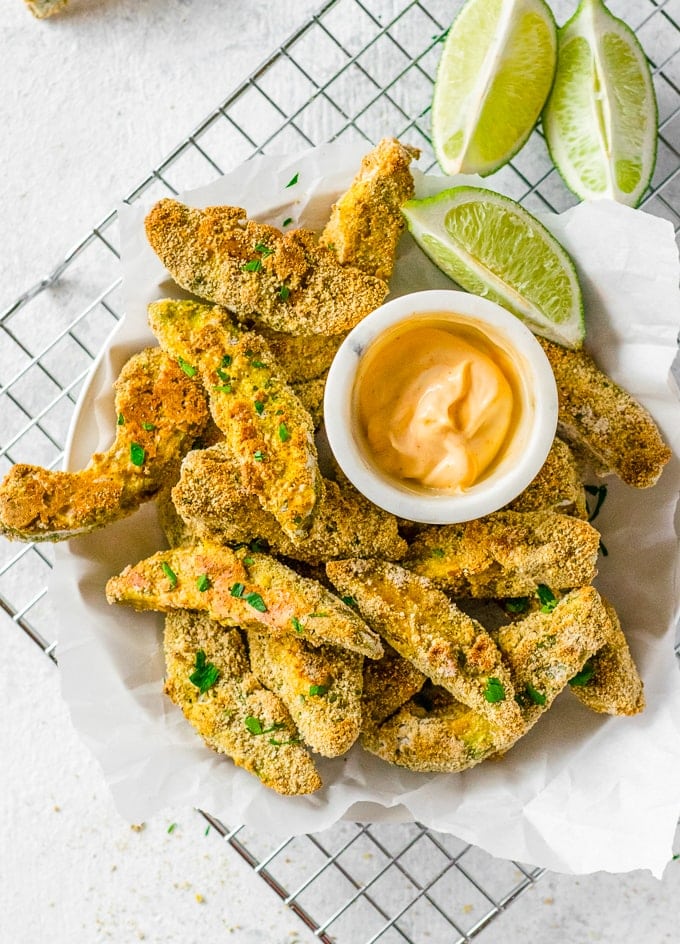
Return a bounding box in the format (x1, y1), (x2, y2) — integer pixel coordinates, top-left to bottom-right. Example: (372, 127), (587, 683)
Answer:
(144, 199), (388, 336)
(326, 559), (524, 743)
(247, 630), (363, 756)
(538, 338), (671, 488)
(568, 599), (645, 716)
(164, 611), (321, 795)
(506, 437), (587, 518)
(148, 298), (321, 540)
(320, 137), (419, 280)
(172, 443), (407, 563)
(0, 347), (208, 542)
(404, 510), (600, 598)
(361, 644), (426, 728)
(106, 541), (382, 658)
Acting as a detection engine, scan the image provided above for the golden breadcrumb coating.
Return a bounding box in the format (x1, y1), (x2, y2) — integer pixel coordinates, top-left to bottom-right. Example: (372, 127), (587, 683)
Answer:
(507, 437), (587, 518)
(258, 329), (342, 382)
(326, 559), (524, 744)
(404, 510), (600, 598)
(291, 376), (327, 428)
(106, 541), (382, 658)
(25, 0), (67, 17)
(144, 199), (388, 336)
(320, 138), (420, 280)
(0, 348), (208, 542)
(247, 630), (363, 757)
(362, 683), (498, 773)
(148, 299), (321, 540)
(171, 443), (407, 563)
(163, 611), (321, 795)
(538, 338), (671, 488)
(569, 599), (645, 715)
(494, 586), (612, 724)
(361, 644), (425, 728)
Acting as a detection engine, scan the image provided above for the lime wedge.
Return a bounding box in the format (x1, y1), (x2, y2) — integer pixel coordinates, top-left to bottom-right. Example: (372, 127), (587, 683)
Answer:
(542, 0), (658, 207)
(432, 0), (557, 177)
(402, 187), (585, 348)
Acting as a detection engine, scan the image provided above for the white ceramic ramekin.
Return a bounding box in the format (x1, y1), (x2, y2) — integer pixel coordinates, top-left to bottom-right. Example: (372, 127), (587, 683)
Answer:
(323, 290), (558, 524)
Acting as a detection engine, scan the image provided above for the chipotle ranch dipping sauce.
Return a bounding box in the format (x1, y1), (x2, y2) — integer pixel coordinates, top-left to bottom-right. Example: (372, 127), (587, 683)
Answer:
(354, 317), (524, 493)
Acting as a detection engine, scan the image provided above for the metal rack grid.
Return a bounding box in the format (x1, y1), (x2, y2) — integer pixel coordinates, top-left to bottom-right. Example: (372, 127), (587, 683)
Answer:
(2, 1), (679, 941)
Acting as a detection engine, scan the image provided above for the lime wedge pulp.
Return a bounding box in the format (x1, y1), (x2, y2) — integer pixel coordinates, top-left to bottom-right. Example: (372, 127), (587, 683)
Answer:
(542, 0), (658, 206)
(402, 187), (585, 349)
(432, 0), (557, 177)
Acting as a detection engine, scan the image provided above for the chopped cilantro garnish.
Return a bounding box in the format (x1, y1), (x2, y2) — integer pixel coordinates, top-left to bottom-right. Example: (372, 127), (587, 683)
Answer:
(221, 354), (232, 368)
(130, 442), (146, 467)
(269, 736), (301, 747)
(196, 574), (211, 592)
(167, 823), (177, 834)
(483, 677), (506, 703)
(342, 595), (358, 610)
(282, 217), (293, 227)
(230, 582), (245, 598)
(249, 537), (268, 553)
(242, 556), (254, 565)
(254, 400), (264, 415)
(251, 359), (266, 368)
(285, 172), (299, 188)
(241, 258), (262, 272)
(525, 683), (546, 706)
(213, 384), (232, 393)
(178, 356), (197, 377)
(291, 616), (304, 634)
(189, 649), (220, 693)
(117, 413), (125, 426)
(308, 612), (328, 618)
(244, 717), (286, 736)
(504, 597), (530, 614)
(569, 659), (595, 688)
(536, 584), (558, 613)
(254, 242), (273, 257)
(431, 547), (445, 559)
(253, 450), (266, 462)
(309, 684), (329, 697)
(278, 422), (291, 442)
(161, 561), (178, 588)
(142, 421), (156, 431)
(216, 366), (231, 383)
(245, 592), (267, 613)
(278, 284), (290, 301)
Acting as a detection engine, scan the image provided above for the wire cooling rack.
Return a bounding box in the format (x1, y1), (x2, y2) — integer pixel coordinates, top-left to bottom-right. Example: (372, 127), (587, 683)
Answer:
(2, 1), (680, 941)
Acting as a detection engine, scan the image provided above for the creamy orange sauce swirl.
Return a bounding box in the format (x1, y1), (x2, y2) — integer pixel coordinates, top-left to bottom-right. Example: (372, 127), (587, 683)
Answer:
(355, 321), (519, 492)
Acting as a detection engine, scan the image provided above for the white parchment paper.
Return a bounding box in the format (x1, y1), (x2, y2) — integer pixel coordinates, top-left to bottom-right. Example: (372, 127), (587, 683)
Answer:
(52, 141), (680, 876)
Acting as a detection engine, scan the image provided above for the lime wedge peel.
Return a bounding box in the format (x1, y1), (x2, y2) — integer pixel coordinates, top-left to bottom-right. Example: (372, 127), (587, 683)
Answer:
(432, 0), (557, 178)
(402, 187), (585, 349)
(542, 0), (658, 207)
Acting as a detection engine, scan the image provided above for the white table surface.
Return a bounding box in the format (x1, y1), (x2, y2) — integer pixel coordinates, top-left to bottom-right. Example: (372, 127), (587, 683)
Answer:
(1, 2), (679, 942)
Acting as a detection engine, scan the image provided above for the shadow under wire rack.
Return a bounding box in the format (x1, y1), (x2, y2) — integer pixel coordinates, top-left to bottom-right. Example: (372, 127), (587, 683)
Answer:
(2, 1), (680, 941)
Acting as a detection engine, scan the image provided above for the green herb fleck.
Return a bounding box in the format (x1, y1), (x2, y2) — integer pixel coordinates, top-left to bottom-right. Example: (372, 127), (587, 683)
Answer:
(244, 716), (286, 736)
(254, 400), (265, 415)
(278, 284), (291, 301)
(189, 649), (221, 693)
(342, 595), (358, 610)
(483, 677), (506, 703)
(431, 547), (445, 559)
(309, 684), (329, 697)
(245, 592), (267, 613)
(585, 483), (608, 522)
(536, 584), (558, 613)
(130, 442), (146, 467)
(254, 450), (266, 462)
(285, 172), (299, 188)
(308, 612), (328, 619)
(117, 413), (125, 426)
(161, 561), (178, 588)
(241, 258), (262, 272)
(204, 826), (211, 837)
(525, 683), (547, 706)
(178, 356), (197, 377)
(221, 354), (232, 368)
(504, 597), (529, 614)
(230, 582), (245, 598)
(251, 359), (266, 368)
(213, 384), (233, 394)
(291, 616), (304, 634)
(269, 736), (301, 747)
(282, 217), (293, 227)
(142, 421), (156, 431)
(196, 574), (211, 592)
(254, 242), (273, 257)
(249, 537), (268, 553)
(569, 659), (595, 688)
(278, 422), (291, 443)
(216, 366), (231, 383)
(167, 823), (177, 834)
(242, 556), (255, 565)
